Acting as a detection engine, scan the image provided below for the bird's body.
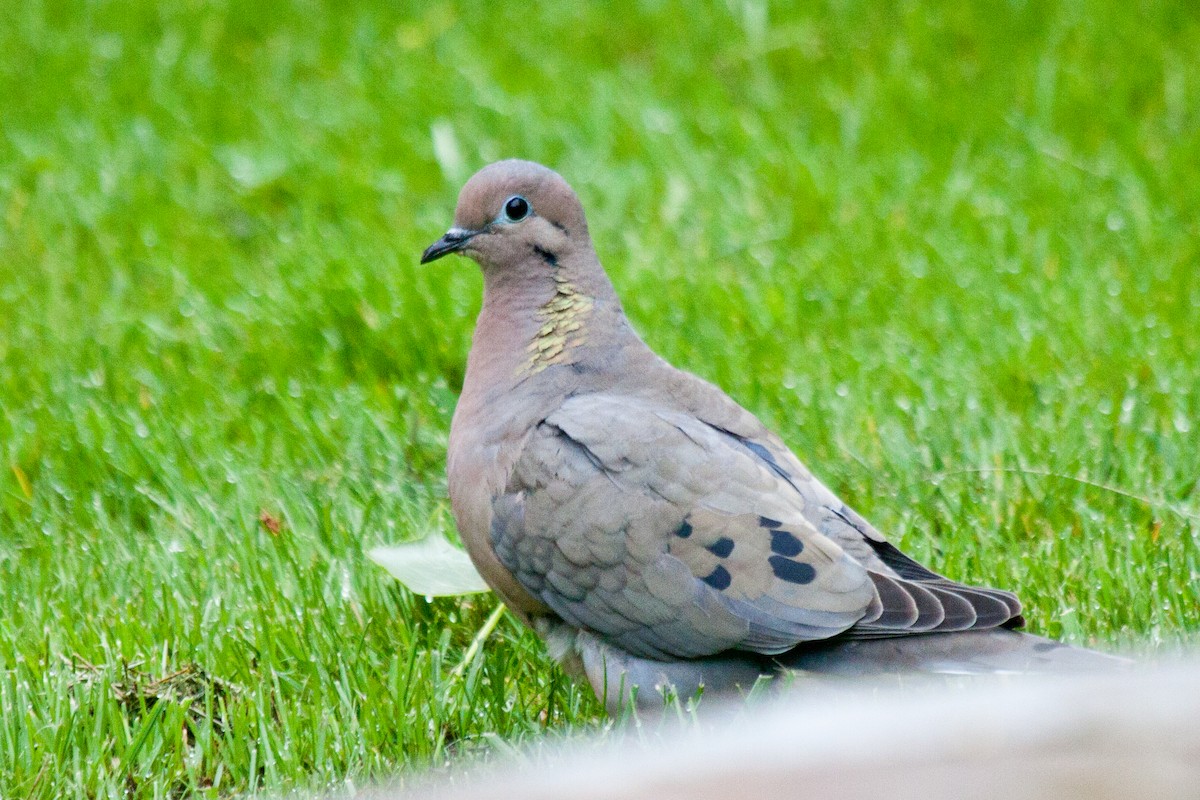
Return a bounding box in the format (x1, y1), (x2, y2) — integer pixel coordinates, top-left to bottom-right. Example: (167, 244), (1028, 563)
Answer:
(424, 160), (1123, 710)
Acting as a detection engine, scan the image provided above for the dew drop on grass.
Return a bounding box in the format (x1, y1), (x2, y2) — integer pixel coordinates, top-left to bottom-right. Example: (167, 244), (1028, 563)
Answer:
(1120, 396), (1135, 423)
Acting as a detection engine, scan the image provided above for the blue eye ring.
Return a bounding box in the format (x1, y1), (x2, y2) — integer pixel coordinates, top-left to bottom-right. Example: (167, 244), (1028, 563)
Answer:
(503, 195), (530, 221)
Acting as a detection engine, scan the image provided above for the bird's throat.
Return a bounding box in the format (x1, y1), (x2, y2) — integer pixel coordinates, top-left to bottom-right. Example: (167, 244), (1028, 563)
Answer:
(518, 273), (594, 376)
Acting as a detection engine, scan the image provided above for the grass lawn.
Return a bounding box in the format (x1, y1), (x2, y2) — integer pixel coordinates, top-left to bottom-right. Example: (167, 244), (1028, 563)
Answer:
(2, 0), (1198, 796)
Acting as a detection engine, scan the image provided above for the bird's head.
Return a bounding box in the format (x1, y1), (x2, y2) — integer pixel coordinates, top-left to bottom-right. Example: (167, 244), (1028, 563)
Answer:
(421, 160), (590, 272)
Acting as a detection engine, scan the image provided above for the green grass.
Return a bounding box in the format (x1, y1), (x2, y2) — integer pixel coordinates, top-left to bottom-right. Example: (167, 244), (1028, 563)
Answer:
(2, 0), (1199, 796)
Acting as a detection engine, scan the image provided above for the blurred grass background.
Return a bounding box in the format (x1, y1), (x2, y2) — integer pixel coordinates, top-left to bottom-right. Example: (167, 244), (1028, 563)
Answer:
(1, 0), (1198, 796)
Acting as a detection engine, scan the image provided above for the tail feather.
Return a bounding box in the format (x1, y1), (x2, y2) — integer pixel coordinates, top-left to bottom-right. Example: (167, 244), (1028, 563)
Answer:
(853, 572), (1021, 636)
(573, 627), (1129, 712)
(779, 629), (1130, 676)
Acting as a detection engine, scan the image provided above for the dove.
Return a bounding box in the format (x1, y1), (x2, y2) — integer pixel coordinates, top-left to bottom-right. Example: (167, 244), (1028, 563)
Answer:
(422, 160), (1125, 711)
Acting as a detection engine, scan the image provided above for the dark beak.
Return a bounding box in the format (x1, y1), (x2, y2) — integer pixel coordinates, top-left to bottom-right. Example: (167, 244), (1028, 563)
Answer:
(420, 227), (477, 264)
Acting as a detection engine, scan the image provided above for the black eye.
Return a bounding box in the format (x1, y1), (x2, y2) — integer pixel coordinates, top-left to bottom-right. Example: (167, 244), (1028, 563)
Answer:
(503, 195), (530, 221)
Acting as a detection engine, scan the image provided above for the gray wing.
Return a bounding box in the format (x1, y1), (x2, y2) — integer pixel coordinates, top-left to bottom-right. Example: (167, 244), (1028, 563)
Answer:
(491, 394), (876, 661)
(697, 413), (1023, 635)
(494, 392), (1024, 662)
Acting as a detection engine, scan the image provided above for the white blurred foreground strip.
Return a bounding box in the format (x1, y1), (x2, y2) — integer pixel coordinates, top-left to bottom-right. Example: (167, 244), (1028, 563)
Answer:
(357, 659), (1199, 800)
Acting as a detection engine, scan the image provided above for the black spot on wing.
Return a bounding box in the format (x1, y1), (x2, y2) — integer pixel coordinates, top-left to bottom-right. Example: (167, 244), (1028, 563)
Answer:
(532, 245), (558, 267)
(702, 565), (732, 590)
(769, 555), (816, 585)
(675, 520), (693, 539)
(769, 529), (804, 557)
(758, 515), (782, 528)
(706, 537), (735, 558)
